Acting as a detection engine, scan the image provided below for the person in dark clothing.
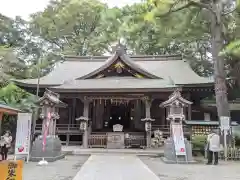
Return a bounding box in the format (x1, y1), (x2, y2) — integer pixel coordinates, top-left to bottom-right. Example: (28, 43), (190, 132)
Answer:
(1, 144), (9, 160)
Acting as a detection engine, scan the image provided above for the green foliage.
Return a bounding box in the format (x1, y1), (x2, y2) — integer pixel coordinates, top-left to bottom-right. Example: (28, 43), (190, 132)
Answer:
(191, 135), (207, 150)
(222, 40), (240, 56)
(30, 0), (108, 56)
(0, 83), (37, 112)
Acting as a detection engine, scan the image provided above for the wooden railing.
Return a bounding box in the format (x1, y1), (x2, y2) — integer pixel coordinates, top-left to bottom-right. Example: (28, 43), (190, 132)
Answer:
(35, 124), (83, 135)
(88, 133), (107, 148)
(88, 132), (146, 149)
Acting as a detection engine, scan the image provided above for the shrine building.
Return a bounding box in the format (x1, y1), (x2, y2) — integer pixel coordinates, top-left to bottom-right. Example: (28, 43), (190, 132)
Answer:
(14, 44), (216, 148)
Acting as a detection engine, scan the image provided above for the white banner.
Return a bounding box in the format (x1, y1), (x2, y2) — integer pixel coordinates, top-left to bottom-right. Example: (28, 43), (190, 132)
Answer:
(171, 123), (186, 156)
(14, 113), (32, 162)
(220, 116), (230, 131)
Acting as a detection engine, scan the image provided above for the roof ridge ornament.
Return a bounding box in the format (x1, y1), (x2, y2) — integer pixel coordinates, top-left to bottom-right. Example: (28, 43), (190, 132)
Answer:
(111, 40), (127, 55)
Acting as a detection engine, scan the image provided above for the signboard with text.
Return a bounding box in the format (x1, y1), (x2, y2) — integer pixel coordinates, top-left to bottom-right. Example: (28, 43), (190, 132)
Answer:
(14, 113), (32, 162)
(220, 116), (230, 131)
(0, 160), (23, 180)
(171, 123), (186, 156)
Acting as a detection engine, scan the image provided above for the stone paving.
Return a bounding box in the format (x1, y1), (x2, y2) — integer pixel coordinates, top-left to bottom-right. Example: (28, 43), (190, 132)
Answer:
(23, 155), (89, 180)
(141, 156), (240, 180)
(72, 154), (159, 180)
(22, 154), (240, 180)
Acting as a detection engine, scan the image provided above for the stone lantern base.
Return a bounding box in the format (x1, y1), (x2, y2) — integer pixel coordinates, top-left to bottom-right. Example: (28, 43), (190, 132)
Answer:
(30, 136), (65, 162)
(162, 137), (197, 164)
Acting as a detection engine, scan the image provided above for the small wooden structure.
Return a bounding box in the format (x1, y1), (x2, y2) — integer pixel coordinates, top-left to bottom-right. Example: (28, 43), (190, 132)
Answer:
(0, 103), (21, 135)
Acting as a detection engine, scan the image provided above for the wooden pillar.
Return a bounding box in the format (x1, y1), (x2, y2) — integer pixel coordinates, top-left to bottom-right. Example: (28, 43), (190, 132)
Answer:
(66, 134), (70, 146)
(95, 100), (104, 130)
(134, 100), (141, 130)
(0, 112), (3, 136)
(72, 98), (76, 125)
(144, 99), (154, 149)
(83, 100), (90, 148)
(68, 103), (72, 129)
(145, 100), (152, 118)
(188, 105), (192, 120)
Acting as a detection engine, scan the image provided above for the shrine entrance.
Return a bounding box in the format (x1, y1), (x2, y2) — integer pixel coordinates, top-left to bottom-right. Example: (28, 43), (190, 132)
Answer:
(108, 102), (132, 131)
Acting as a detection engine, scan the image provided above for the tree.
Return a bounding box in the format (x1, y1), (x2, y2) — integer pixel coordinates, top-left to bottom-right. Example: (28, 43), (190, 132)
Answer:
(145, 0), (238, 118)
(29, 0), (109, 56)
(100, 4), (213, 76)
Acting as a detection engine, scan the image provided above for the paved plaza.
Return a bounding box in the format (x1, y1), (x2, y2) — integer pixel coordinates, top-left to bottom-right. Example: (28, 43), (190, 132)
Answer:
(22, 154), (240, 180)
(141, 156), (240, 180)
(23, 155), (89, 180)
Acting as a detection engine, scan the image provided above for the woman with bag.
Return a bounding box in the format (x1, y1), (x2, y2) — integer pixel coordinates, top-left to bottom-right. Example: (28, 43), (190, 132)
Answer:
(206, 129), (221, 165)
(0, 131), (12, 161)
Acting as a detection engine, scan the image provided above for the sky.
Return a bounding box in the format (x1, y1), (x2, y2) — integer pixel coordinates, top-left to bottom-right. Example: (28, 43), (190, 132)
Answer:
(0, 0), (141, 19)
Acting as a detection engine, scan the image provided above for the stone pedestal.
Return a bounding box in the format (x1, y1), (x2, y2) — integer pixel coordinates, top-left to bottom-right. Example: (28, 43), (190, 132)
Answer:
(30, 136), (65, 162)
(107, 132), (125, 149)
(162, 137), (196, 164)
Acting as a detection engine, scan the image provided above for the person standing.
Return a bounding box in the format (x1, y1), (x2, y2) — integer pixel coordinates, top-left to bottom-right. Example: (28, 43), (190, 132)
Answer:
(0, 131), (12, 160)
(206, 129), (221, 165)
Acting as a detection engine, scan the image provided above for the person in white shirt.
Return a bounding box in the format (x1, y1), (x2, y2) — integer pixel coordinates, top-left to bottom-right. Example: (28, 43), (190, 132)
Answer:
(0, 131), (12, 160)
(206, 129), (221, 165)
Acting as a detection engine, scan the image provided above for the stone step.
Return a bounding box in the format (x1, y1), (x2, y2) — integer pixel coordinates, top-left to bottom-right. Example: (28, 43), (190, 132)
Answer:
(63, 147), (164, 156)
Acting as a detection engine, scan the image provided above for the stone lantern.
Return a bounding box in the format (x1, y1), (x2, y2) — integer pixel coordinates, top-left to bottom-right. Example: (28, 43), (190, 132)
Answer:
(160, 90), (192, 124)
(31, 89), (67, 162)
(160, 89), (195, 163)
(76, 116), (89, 131)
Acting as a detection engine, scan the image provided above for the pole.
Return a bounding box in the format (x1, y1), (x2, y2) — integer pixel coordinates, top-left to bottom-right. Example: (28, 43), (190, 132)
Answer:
(224, 130), (227, 161)
(0, 112), (3, 136)
(32, 56), (41, 139)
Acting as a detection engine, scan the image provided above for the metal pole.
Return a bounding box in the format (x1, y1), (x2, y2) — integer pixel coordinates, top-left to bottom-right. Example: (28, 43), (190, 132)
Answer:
(224, 130), (227, 161)
(34, 56), (41, 128)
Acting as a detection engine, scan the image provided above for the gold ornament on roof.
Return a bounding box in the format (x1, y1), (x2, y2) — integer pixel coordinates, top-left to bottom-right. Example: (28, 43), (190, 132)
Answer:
(114, 62), (125, 68)
(114, 62), (125, 74)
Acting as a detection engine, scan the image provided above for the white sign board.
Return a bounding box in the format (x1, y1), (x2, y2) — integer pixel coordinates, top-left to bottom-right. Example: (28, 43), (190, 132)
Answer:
(220, 116), (230, 131)
(14, 113), (32, 162)
(171, 124), (186, 156)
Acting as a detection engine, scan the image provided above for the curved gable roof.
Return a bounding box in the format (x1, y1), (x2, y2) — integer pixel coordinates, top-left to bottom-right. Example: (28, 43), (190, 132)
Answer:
(78, 48), (160, 79)
(13, 53), (213, 88)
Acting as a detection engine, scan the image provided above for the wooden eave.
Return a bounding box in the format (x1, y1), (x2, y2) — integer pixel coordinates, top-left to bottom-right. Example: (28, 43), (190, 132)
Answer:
(0, 104), (21, 115)
(12, 79), (60, 88)
(49, 87), (181, 93)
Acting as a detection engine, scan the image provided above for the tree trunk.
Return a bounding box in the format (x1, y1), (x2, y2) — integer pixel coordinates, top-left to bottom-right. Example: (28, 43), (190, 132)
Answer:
(211, 4), (230, 118)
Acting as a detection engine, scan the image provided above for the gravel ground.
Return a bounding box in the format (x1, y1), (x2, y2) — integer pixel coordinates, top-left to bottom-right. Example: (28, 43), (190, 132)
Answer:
(23, 155), (89, 180)
(140, 156), (240, 180)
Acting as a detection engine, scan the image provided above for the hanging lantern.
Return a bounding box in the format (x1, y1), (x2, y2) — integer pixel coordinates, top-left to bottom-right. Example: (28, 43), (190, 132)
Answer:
(80, 121), (87, 130)
(145, 122), (151, 132)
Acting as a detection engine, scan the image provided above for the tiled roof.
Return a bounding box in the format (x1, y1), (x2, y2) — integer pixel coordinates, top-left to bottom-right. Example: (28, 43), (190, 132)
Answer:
(13, 48), (213, 90)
